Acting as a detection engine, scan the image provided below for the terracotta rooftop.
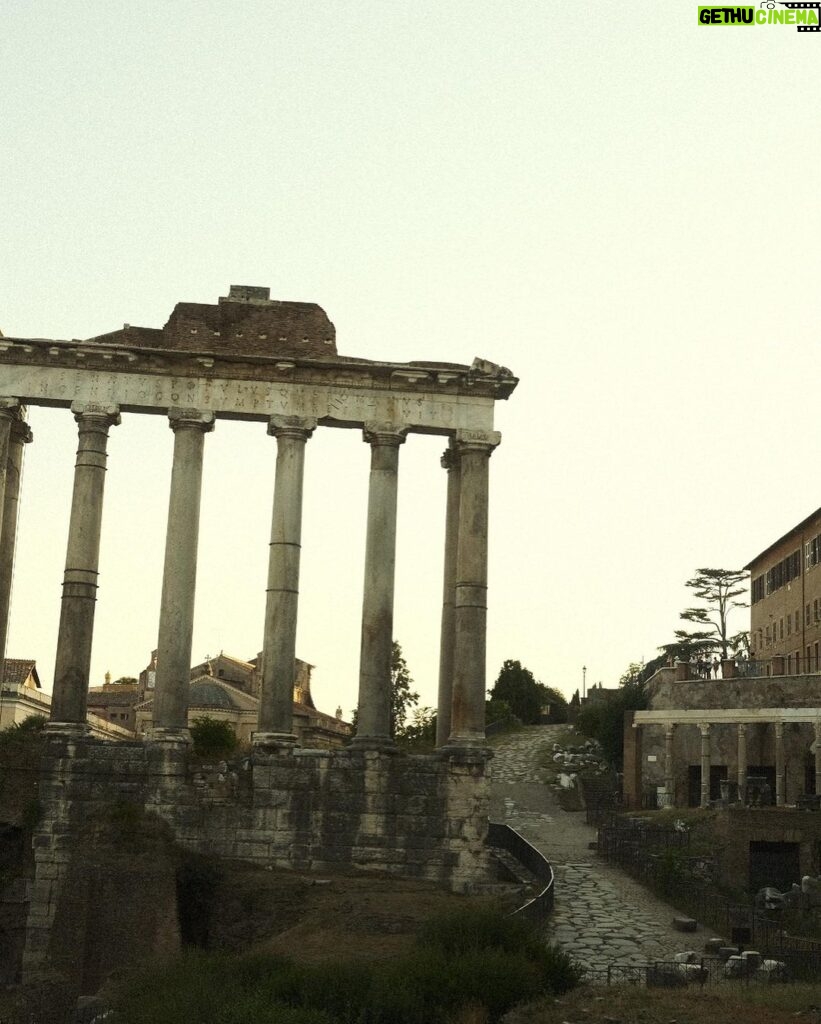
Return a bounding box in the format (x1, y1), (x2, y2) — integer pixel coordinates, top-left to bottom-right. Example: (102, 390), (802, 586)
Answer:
(2, 659), (39, 688)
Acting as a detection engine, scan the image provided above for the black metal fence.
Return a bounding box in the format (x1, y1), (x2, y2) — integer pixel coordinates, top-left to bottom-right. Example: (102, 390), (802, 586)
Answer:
(594, 811), (821, 969)
(582, 950), (821, 986)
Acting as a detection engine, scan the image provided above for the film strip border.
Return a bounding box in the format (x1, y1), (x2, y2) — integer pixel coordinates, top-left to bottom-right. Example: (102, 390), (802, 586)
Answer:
(780, 2), (821, 31)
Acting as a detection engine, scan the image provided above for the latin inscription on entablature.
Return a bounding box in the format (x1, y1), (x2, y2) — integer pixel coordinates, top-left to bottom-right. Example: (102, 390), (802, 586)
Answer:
(0, 365), (495, 433)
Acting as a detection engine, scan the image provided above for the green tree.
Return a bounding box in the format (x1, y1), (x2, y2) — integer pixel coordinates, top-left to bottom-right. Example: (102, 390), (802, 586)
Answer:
(538, 683), (569, 723)
(575, 680), (648, 768)
(658, 628), (717, 664)
(679, 567), (748, 660)
(397, 706), (436, 749)
(488, 660), (543, 724)
(351, 640), (420, 739)
(189, 716), (238, 759)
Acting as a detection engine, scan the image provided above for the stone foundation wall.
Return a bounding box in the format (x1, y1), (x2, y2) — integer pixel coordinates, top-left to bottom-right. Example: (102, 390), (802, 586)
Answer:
(24, 735), (491, 994)
(647, 674), (821, 711)
(713, 809), (821, 891)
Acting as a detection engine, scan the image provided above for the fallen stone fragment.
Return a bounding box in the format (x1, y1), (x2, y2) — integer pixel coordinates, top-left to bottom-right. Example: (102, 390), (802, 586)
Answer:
(672, 915), (697, 932)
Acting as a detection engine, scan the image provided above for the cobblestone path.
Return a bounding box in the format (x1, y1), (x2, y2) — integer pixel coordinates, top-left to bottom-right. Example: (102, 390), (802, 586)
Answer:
(489, 726), (724, 968)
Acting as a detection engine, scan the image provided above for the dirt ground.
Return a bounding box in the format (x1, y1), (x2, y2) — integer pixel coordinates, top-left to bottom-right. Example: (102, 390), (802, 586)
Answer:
(210, 862), (487, 962)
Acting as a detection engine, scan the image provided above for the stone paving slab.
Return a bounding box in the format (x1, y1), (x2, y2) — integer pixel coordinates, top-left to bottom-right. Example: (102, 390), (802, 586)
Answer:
(489, 726), (724, 969)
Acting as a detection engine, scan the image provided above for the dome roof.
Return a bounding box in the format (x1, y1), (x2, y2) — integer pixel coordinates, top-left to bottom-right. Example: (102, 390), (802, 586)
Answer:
(189, 680), (241, 709)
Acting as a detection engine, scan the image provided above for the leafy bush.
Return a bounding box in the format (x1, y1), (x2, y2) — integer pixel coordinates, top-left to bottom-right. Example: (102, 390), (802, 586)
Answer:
(574, 680), (648, 768)
(190, 716), (239, 759)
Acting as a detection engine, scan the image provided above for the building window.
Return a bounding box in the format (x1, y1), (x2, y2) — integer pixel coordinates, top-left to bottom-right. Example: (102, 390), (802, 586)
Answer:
(787, 615), (792, 637)
(780, 618), (784, 640)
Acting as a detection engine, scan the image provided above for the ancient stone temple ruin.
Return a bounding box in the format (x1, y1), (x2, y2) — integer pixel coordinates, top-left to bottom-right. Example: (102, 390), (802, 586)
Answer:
(0, 287), (517, 990)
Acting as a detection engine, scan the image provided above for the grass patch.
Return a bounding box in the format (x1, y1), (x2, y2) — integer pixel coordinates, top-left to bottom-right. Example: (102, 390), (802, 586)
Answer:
(503, 982), (821, 1024)
(112, 906), (581, 1024)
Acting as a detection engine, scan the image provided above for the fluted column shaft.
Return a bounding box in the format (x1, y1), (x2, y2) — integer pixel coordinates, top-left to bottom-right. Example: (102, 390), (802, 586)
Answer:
(354, 424), (407, 747)
(737, 723), (748, 804)
(436, 445), (461, 747)
(699, 723), (711, 808)
(256, 416), (316, 746)
(51, 403), (120, 726)
(152, 410), (214, 738)
(447, 430), (500, 747)
(0, 415), (31, 672)
(775, 721), (785, 806)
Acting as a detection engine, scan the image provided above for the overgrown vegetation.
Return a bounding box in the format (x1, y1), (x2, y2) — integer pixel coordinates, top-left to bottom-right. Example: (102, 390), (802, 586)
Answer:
(190, 716), (239, 759)
(113, 906), (581, 1024)
(574, 680), (648, 768)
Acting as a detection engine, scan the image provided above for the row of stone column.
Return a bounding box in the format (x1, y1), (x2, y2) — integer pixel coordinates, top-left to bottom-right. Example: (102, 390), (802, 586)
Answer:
(28, 401), (497, 749)
(662, 720), (821, 808)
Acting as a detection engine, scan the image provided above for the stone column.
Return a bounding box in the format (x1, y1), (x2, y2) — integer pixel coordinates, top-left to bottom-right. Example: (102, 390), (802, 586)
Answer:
(737, 722), (748, 804)
(436, 444), (461, 747)
(664, 723), (675, 806)
(0, 415), (32, 672)
(814, 719), (821, 798)
(50, 403), (120, 730)
(699, 723), (711, 808)
(353, 423), (408, 748)
(447, 430), (501, 748)
(0, 400), (21, 535)
(775, 720), (785, 806)
(255, 415), (316, 748)
(151, 410), (214, 741)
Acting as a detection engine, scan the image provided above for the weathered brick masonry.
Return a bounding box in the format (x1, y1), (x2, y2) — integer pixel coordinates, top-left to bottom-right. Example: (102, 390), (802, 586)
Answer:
(24, 735), (491, 994)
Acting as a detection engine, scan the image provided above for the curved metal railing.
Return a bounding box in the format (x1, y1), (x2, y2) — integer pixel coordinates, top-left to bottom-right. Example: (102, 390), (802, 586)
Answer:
(487, 821), (555, 923)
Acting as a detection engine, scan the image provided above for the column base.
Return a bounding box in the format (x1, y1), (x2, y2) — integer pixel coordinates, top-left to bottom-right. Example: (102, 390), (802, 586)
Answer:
(146, 726), (191, 747)
(43, 720), (89, 739)
(349, 734), (398, 754)
(253, 731), (298, 753)
(440, 740), (493, 763)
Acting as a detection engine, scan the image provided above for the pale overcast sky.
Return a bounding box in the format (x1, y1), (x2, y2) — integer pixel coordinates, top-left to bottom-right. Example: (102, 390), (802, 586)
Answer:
(2, 2), (820, 718)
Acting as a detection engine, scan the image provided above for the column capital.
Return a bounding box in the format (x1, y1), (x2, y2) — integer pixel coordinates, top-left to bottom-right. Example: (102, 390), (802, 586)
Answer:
(737, 722), (747, 737)
(664, 722), (675, 737)
(0, 398), (21, 420)
(71, 401), (121, 428)
(10, 419), (32, 445)
(454, 429), (501, 455)
(699, 722), (711, 737)
(268, 415), (317, 441)
(363, 423), (409, 447)
(168, 408), (215, 433)
(774, 720), (784, 739)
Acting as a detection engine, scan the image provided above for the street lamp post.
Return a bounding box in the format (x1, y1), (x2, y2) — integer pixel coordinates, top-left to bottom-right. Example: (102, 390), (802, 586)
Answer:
(582, 665), (587, 701)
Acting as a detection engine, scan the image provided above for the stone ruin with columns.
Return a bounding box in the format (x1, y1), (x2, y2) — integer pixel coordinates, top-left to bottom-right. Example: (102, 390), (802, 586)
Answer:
(0, 286), (517, 992)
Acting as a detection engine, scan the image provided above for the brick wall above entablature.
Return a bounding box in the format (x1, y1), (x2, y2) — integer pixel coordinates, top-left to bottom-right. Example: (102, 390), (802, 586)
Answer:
(645, 674), (821, 712)
(0, 287), (517, 435)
